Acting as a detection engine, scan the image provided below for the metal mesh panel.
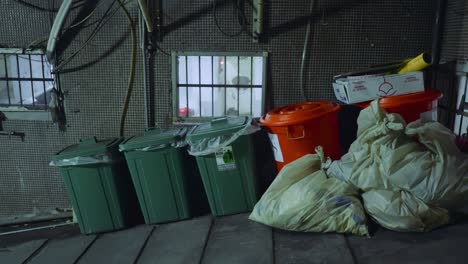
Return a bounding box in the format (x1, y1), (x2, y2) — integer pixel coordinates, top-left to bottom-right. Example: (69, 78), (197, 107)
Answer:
(154, 0), (435, 126)
(0, 0), (145, 221)
(0, 0), (435, 221)
(440, 0), (468, 62)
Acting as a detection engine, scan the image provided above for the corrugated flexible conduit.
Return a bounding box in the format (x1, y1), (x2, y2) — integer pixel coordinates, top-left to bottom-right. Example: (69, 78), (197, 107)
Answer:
(300, 0), (317, 101)
(118, 0), (137, 137)
(137, 0), (153, 32)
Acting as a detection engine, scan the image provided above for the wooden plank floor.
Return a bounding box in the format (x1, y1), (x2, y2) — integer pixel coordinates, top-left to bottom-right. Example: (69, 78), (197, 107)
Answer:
(2, 213), (468, 264)
(137, 216), (212, 264)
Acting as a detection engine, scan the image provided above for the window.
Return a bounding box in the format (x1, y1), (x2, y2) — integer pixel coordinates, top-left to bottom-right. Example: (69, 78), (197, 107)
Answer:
(455, 74), (468, 136)
(172, 52), (267, 122)
(0, 49), (55, 110)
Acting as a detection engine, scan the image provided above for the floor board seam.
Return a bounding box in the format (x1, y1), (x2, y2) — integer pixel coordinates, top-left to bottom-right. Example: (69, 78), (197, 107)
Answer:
(344, 235), (359, 264)
(271, 228), (275, 264)
(132, 225), (157, 264)
(73, 234), (99, 264)
(22, 239), (49, 264)
(198, 216), (215, 264)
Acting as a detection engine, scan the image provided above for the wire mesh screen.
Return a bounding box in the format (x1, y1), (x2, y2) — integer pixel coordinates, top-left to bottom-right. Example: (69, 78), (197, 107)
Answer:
(154, 0), (436, 127)
(0, 0), (436, 223)
(0, 0), (144, 223)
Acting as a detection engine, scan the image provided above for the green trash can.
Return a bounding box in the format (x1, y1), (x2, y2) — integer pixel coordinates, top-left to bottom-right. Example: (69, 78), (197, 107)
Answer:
(186, 117), (260, 216)
(119, 128), (208, 224)
(51, 137), (141, 234)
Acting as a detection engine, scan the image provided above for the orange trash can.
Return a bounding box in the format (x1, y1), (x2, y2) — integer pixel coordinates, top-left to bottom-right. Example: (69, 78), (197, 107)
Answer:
(260, 101), (341, 171)
(356, 89), (443, 123)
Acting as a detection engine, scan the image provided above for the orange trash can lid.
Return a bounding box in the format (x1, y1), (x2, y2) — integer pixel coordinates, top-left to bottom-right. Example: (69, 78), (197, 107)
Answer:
(260, 101), (340, 127)
(356, 89), (443, 108)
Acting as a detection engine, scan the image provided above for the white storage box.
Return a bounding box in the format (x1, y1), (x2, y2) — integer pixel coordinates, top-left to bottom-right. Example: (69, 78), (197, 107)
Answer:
(332, 71), (425, 104)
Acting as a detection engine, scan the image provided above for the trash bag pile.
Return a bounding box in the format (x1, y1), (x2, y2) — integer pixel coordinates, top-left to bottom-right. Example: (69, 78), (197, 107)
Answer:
(249, 147), (369, 236)
(250, 100), (468, 235)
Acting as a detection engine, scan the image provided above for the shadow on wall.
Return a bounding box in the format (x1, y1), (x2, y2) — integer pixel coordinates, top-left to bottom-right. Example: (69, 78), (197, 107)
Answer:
(55, 1), (100, 59)
(265, 0), (368, 39)
(55, 27), (130, 74)
(160, 0), (368, 40)
(54, 2), (131, 74)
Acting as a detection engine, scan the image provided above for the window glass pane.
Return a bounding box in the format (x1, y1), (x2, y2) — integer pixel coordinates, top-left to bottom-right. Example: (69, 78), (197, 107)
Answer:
(6, 55), (18, 77)
(226, 56), (238, 85)
(30, 55), (44, 78)
(178, 56), (187, 84)
(213, 87), (225, 116)
(33, 81), (46, 105)
(226, 87), (238, 115)
(0, 55), (5, 78)
(187, 56), (199, 84)
(45, 80), (54, 92)
(252, 88), (263, 117)
(20, 81), (33, 105)
(239, 88), (252, 116)
(238, 56), (252, 85)
(252, 56), (263, 85)
(43, 56), (53, 79)
(200, 56), (212, 85)
(0, 81), (8, 104)
(178, 86), (188, 117)
(9, 81), (20, 104)
(213, 56), (225, 85)
(188, 87), (200, 117)
(200, 87), (213, 117)
(18, 56), (32, 78)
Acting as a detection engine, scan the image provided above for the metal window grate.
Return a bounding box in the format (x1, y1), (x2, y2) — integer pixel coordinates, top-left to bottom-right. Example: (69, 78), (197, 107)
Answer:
(173, 52), (267, 120)
(0, 52), (54, 109)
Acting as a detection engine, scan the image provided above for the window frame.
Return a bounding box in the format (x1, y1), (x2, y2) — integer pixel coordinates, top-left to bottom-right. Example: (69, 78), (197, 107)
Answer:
(0, 48), (56, 121)
(171, 51), (268, 124)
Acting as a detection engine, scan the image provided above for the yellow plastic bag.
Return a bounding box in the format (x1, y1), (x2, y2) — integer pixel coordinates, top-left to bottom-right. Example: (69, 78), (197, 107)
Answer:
(363, 190), (449, 232)
(249, 147), (369, 236)
(328, 100), (468, 232)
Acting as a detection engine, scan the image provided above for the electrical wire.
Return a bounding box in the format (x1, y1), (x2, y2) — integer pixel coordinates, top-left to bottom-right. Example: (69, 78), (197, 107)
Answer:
(117, 0), (137, 137)
(13, 0), (86, 12)
(52, 0), (134, 74)
(154, 43), (171, 56)
(52, 0), (118, 73)
(48, 0), (55, 27)
(300, 0), (317, 101)
(68, 4), (99, 29)
(213, 0), (243, 37)
(213, 0), (252, 38)
(234, 0), (258, 39)
(137, 0), (153, 32)
(26, 2), (108, 50)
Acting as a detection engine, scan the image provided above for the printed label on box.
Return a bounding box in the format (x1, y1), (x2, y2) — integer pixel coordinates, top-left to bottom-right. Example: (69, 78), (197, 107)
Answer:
(268, 133), (284, 162)
(215, 146), (236, 171)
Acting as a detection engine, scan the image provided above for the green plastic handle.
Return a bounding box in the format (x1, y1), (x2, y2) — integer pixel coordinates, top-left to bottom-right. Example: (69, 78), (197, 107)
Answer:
(211, 117), (228, 126)
(144, 127), (163, 135)
(79, 137), (97, 145)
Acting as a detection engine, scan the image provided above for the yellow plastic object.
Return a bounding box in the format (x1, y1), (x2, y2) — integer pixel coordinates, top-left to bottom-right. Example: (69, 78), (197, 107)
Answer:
(249, 147), (369, 236)
(398, 52), (432, 73)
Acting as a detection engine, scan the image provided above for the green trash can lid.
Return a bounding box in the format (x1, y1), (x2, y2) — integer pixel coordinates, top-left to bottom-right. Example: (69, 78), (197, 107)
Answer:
(187, 116), (249, 141)
(52, 137), (123, 161)
(119, 127), (188, 152)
